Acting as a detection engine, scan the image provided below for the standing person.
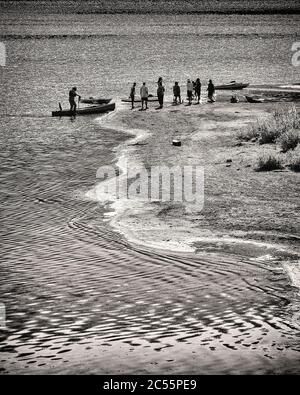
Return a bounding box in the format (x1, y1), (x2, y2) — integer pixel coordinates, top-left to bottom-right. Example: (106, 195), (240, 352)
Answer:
(207, 79), (216, 103)
(186, 79), (193, 105)
(129, 82), (136, 109)
(156, 80), (165, 109)
(192, 81), (196, 96)
(69, 87), (81, 113)
(195, 78), (202, 104)
(140, 82), (149, 110)
(173, 81), (181, 104)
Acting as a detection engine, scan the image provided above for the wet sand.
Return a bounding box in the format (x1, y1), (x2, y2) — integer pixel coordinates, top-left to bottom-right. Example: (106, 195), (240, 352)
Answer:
(98, 90), (300, 255)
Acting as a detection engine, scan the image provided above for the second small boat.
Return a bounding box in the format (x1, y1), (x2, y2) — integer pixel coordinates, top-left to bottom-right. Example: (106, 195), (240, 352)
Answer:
(121, 96), (159, 103)
(80, 97), (112, 104)
(215, 82), (249, 90)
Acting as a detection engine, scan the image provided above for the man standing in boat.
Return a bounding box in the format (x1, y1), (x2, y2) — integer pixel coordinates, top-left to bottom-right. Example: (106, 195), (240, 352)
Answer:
(69, 87), (81, 113)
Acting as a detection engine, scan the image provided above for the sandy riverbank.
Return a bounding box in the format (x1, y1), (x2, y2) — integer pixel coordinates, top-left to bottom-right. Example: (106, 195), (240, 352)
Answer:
(90, 88), (300, 288)
(96, 93), (299, 242)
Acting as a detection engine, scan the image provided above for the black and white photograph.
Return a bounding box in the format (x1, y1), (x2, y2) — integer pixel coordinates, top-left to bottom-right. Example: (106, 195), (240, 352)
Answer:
(0, 0), (299, 377)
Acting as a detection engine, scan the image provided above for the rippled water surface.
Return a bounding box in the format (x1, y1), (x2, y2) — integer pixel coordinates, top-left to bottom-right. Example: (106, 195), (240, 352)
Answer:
(0, 10), (300, 374)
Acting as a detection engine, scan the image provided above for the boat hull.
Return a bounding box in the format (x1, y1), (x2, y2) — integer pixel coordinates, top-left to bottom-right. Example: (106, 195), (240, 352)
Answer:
(215, 83), (249, 90)
(121, 96), (159, 103)
(52, 103), (115, 117)
(80, 98), (112, 104)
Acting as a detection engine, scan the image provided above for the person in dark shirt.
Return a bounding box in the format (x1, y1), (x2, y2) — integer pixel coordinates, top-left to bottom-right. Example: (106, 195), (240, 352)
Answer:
(195, 78), (201, 104)
(156, 81), (165, 109)
(207, 79), (216, 103)
(69, 87), (81, 113)
(129, 82), (136, 109)
(173, 82), (181, 104)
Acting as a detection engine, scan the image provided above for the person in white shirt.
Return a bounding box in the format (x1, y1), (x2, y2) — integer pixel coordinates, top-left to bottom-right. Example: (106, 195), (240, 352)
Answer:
(186, 79), (193, 105)
(140, 82), (149, 110)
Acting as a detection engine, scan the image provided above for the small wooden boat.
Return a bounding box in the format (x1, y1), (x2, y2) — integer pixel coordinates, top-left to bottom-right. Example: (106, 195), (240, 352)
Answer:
(215, 82), (249, 90)
(52, 102), (115, 117)
(245, 95), (265, 103)
(121, 96), (159, 103)
(80, 97), (112, 104)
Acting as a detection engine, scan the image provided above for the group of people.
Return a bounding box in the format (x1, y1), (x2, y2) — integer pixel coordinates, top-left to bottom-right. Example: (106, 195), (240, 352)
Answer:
(129, 78), (216, 110)
(130, 77), (166, 110)
(68, 78), (216, 113)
